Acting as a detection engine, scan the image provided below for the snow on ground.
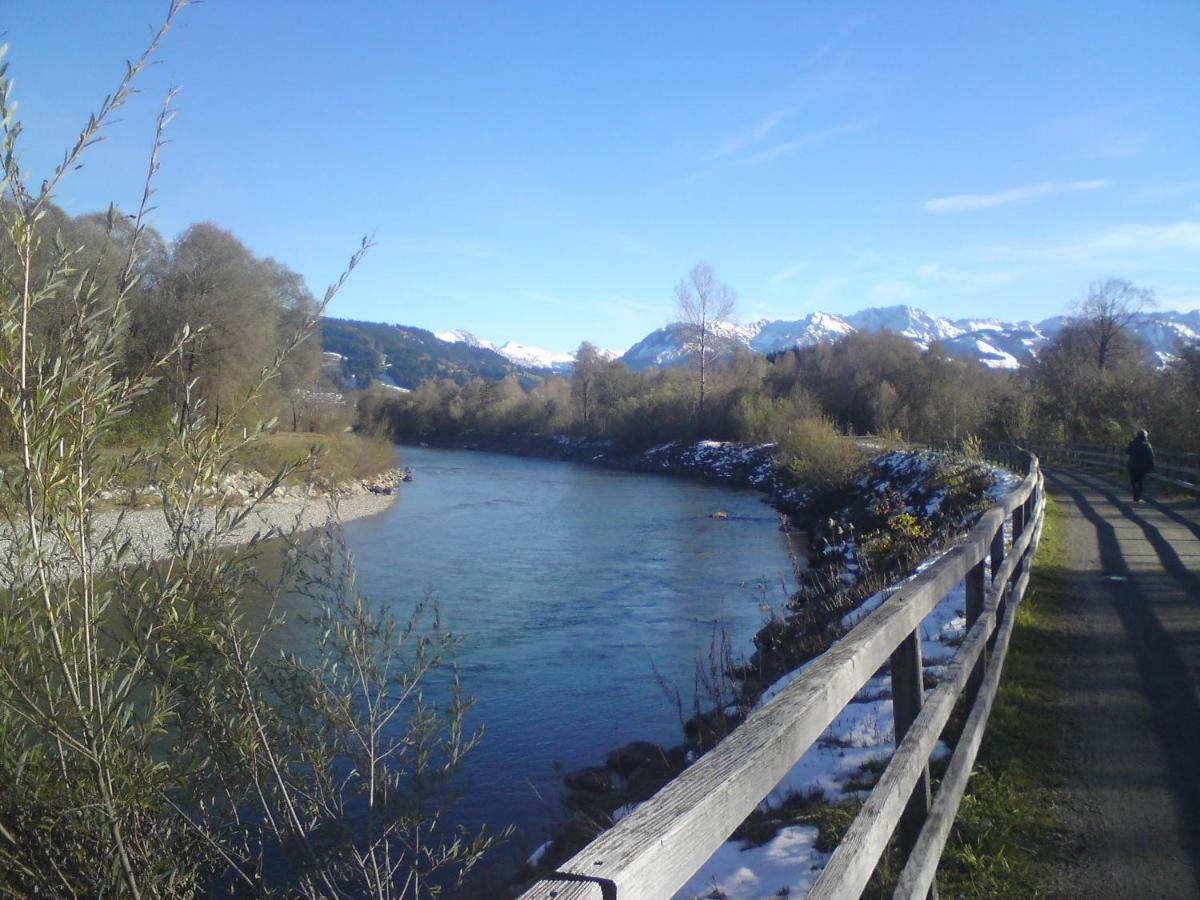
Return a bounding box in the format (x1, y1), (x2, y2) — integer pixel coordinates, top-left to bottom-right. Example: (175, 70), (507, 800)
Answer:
(672, 459), (1021, 899)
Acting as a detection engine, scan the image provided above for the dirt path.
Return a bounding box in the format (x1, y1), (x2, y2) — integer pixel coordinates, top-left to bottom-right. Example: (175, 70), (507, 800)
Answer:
(1045, 468), (1200, 899)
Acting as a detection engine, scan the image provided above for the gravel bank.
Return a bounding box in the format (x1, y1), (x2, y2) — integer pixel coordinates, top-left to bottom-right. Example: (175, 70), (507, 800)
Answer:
(94, 487), (399, 565)
(3, 470), (403, 574)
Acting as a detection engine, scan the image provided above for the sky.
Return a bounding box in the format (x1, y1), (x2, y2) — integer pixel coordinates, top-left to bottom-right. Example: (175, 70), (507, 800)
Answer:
(5, 1), (1199, 353)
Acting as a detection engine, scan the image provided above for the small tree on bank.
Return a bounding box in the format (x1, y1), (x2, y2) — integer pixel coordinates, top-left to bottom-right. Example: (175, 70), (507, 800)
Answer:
(675, 261), (736, 427)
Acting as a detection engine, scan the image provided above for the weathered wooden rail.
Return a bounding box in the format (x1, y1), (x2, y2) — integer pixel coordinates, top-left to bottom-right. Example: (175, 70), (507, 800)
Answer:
(1026, 440), (1199, 495)
(521, 448), (1045, 899)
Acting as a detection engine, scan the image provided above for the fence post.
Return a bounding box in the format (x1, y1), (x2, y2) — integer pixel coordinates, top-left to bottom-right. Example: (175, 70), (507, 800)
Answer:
(890, 630), (937, 898)
(990, 524), (1005, 581)
(1007, 502), (1026, 604)
(965, 559), (987, 706)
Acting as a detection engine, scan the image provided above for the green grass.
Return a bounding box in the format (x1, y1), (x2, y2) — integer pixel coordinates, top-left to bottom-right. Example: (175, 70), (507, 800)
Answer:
(935, 495), (1070, 897)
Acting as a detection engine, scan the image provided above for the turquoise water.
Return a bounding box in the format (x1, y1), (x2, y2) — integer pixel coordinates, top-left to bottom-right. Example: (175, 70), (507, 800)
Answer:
(336, 444), (797, 871)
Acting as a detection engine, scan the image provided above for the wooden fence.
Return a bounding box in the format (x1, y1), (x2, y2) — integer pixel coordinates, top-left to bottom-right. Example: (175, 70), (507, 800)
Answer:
(520, 448), (1045, 899)
(1026, 440), (1199, 495)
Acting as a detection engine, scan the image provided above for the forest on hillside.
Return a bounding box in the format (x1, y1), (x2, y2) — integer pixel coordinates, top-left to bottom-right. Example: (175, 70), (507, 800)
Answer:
(359, 306), (1200, 459)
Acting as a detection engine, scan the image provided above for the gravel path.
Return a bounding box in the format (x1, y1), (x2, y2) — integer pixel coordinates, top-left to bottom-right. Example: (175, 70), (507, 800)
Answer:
(1046, 468), (1200, 899)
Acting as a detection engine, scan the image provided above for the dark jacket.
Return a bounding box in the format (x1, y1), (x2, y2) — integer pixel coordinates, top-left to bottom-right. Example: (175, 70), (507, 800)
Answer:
(1126, 436), (1155, 477)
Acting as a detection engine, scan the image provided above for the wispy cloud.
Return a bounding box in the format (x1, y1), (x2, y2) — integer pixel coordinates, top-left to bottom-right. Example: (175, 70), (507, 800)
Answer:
(973, 220), (1200, 270)
(735, 119), (875, 167)
(1137, 180), (1200, 201)
(521, 291), (563, 306)
(870, 280), (915, 303)
(923, 179), (1110, 214)
(1049, 105), (1154, 161)
(1091, 221), (1200, 250)
(915, 263), (1011, 285)
(393, 237), (495, 257)
(715, 109), (788, 160)
(767, 261), (808, 286)
(607, 294), (671, 316)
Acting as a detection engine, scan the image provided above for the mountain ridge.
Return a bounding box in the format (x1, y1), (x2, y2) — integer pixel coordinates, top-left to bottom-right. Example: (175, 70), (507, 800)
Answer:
(617, 305), (1200, 371)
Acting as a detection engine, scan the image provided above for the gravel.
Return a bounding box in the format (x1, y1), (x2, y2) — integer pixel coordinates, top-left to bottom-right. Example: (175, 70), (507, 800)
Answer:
(1, 472), (402, 575)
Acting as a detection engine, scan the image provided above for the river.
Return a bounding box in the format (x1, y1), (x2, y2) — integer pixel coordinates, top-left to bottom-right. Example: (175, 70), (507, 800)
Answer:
(319, 445), (799, 879)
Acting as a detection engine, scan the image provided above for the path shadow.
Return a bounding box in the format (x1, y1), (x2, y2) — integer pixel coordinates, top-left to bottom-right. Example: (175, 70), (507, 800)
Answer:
(1047, 469), (1200, 871)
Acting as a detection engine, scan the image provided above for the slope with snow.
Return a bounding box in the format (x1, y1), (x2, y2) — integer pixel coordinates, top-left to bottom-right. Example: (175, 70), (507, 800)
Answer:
(615, 305), (1196, 372)
(492, 340), (576, 371)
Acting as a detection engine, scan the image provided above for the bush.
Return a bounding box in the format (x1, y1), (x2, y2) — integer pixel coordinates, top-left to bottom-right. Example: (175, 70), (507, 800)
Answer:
(778, 417), (867, 489)
(0, 14), (495, 897)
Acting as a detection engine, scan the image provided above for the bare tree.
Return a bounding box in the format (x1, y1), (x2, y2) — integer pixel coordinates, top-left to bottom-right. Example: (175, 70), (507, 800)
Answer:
(674, 261), (736, 424)
(1075, 277), (1155, 371)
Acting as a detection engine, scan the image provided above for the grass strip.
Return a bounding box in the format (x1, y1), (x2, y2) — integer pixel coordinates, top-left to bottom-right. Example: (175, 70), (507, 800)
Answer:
(935, 494), (1070, 897)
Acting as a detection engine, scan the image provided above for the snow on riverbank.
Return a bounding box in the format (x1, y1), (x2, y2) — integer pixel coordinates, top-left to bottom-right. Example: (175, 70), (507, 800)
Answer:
(672, 461), (1022, 899)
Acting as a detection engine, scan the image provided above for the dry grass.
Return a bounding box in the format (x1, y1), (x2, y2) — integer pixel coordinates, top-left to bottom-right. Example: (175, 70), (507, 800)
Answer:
(232, 431), (397, 485)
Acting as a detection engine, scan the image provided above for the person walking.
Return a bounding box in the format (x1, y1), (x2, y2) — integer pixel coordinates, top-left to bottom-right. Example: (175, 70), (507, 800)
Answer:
(1125, 429), (1155, 502)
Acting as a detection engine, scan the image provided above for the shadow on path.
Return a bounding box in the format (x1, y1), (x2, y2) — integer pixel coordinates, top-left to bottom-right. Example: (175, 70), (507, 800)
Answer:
(1047, 468), (1200, 883)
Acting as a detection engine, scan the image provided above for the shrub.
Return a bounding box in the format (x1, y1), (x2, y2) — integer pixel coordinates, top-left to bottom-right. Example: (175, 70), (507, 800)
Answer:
(0, 13), (496, 897)
(778, 416), (867, 490)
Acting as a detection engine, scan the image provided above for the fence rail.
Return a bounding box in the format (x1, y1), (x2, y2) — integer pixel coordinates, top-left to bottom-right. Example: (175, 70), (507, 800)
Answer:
(521, 447), (1044, 899)
(1026, 440), (1199, 495)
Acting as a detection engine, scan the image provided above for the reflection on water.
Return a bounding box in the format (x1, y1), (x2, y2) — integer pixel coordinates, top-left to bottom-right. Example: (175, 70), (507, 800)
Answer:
(260, 444), (798, 877)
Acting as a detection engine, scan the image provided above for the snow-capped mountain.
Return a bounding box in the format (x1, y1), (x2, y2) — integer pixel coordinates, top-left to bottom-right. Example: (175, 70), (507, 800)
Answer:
(491, 340), (576, 371)
(433, 329), (494, 350)
(433, 305), (1198, 377)
(617, 305), (1200, 372)
(435, 330), (614, 372)
(620, 320), (768, 370)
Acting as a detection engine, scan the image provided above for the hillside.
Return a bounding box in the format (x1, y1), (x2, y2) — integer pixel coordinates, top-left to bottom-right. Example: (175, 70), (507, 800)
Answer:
(319, 318), (552, 390)
(323, 305), (1200, 391)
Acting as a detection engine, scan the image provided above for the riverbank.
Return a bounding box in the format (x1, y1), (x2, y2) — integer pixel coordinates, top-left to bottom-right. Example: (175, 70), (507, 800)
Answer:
(2, 468), (406, 575)
(99, 469), (405, 565)
(505, 439), (1017, 894)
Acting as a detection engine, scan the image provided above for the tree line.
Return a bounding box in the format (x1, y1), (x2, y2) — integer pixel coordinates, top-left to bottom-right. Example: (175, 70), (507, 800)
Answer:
(359, 274), (1199, 459)
(0, 201), (323, 449)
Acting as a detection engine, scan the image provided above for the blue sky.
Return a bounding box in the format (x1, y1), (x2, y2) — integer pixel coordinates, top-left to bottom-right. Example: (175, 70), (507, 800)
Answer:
(6, 2), (1199, 352)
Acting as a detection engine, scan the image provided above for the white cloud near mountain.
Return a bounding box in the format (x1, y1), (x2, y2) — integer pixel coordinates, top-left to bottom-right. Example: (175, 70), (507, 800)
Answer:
(1093, 221), (1200, 250)
(767, 261), (808, 285)
(915, 263), (1012, 285)
(870, 281), (916, 303)
(923, 178), (1110, 213)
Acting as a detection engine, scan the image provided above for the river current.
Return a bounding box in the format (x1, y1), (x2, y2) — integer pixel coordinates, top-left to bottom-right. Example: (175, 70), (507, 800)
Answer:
(328, 445), (797, 873)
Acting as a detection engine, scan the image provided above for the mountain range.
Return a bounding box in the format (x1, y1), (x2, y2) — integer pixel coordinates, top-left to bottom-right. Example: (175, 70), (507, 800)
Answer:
(444, 305), (1200, 373)
(323, 305), (1200, 391)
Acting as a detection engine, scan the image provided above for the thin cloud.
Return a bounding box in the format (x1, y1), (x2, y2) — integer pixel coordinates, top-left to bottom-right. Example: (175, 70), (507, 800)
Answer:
(923, 179), (1110, 214)
(393, 237), (495, 257)
(715, 109), (788, 159)
(607, 294), (671, 316)
(521, 291), (563, 306)
(767, 261), (808, 286)
(736, 119), (875, 167)
(1092, 221), (1200, 250)
(971, 220), (1200, 270)
(870, 280), (915, 303)
(915, 262), (1011, 285)
(1137, 180), (1200, 201)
